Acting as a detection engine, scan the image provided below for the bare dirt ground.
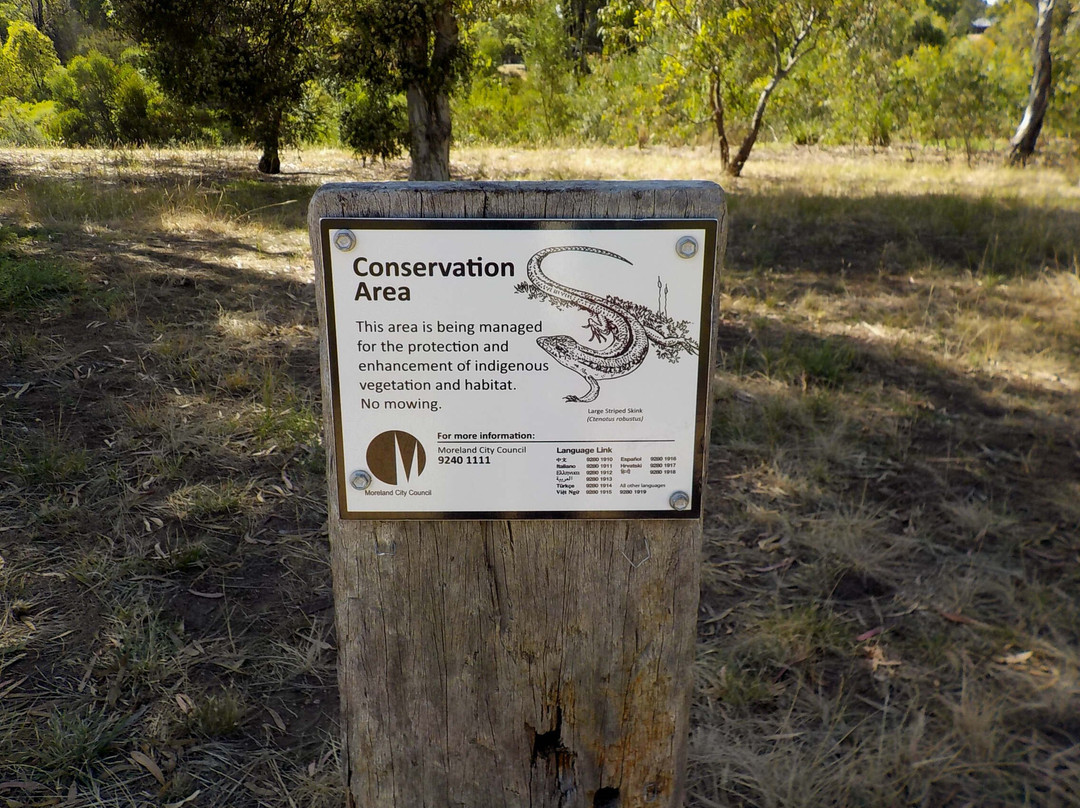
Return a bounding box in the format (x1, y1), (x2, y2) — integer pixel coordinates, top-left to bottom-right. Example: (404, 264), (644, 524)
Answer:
(1, 145), (1078, 807)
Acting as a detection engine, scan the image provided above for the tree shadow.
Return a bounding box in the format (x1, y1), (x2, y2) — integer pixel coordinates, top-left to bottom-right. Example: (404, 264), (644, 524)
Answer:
(727, 190), (1080, 280)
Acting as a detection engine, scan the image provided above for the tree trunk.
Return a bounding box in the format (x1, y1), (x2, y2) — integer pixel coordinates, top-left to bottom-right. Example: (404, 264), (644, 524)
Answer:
(405, 84), (452, 181)
(258, 122), (281, 175)
(1009, 0), (1056, 166)
(709, 74), (730, 170)
(727, 73), (782, 178)
(30, 0), (46, 32)
(403, 3), (457, 181)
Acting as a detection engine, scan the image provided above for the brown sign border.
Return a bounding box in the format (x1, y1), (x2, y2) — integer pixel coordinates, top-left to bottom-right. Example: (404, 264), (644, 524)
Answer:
(319, 217), (717, 520)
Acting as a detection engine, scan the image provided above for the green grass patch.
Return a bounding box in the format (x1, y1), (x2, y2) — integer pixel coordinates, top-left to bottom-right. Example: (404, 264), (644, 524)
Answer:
(2, 436), (91, 486)
(0, 253), (83, 310)
(5, 705), (128, 780)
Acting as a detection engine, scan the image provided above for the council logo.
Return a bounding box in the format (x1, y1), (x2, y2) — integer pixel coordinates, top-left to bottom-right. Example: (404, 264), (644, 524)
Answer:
(366, 430), (426, 486)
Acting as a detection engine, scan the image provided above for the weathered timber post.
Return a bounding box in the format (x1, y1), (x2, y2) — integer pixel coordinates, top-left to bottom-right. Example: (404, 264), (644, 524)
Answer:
(309, 182), (727, 808)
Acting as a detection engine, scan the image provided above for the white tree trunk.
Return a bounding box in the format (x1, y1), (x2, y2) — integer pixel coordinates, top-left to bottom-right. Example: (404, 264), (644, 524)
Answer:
(1009, 0), (1056, 165)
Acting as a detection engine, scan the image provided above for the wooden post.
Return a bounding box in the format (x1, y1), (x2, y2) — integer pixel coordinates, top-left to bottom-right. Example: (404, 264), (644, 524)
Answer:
(309, 182), (727, 808)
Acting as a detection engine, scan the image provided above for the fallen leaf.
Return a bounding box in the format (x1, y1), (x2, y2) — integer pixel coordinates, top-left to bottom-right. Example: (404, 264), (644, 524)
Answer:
(757, 535), (788, 552)
(175, 693), (195, 714)
(0, 781), (49, 793)
(267, 707), (286, 732)
(856, 627), (884, 642)
(995, 650), (1033, 666)
(937, 610), (982, 626)
(164, 790), (202, 808)
(188, 589), (224, 599)
(866, 645), (901, 673)
(130, 751), (166, 786)
(246, 782), (277, 798)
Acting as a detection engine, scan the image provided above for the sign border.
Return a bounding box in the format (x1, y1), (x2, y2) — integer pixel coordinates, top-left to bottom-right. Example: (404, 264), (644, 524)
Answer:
(319, 217), (718, 521)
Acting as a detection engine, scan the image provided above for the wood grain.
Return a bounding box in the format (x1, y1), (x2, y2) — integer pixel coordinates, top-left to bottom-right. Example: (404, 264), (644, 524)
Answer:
(309, 182), (727, 808)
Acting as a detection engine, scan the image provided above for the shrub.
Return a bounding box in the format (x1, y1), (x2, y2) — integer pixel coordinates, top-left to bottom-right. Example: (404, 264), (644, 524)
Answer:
(1, 21), (60, 101)
(46, 50), (170, 146)
(0, 97), (57, 145)
(340, 83), (409, 161)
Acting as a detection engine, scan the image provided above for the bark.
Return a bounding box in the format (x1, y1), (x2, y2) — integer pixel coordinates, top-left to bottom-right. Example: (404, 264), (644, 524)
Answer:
(30, 0), (46, 32)
(1009, 0), (1056, 166)
(258, 126), (281, 175)
(727, 71), (784, 178)
(404, 4), (457, 181)
(405, 85), (452, 181)
(709, 73), (731, 169)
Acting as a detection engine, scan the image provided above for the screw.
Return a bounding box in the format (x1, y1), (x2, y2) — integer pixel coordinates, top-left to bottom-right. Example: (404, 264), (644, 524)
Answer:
(349, 470), (372, 490)
(334, 229), (356, 251)
(676, 236), (698, 259)
(669, 491), (691, 511)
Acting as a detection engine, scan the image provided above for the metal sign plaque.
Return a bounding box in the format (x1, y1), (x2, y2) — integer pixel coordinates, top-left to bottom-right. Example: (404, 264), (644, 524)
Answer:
(319, 219), (716, 519)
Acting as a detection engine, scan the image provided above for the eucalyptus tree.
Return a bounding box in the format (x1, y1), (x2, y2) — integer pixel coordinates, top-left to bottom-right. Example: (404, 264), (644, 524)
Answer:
(334, 0), (472, 180)
(113, 0), (323, 173)
(1008, 0), (1058, 164)
(633, 0), (868, 176)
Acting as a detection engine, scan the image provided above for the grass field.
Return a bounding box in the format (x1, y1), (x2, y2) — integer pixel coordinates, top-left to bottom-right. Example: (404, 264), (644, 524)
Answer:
(1, 144), (1078, 807)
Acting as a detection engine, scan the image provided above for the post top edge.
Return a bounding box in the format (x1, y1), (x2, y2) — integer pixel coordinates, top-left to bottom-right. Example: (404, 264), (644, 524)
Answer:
(311, 179), (725, 195)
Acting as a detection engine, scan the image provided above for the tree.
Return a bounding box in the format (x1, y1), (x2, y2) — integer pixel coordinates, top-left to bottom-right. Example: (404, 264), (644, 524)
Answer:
(113, 0), (322, 173)
(1, 20), (61, 100)
(896, 36), (1016, 162)
(641, 0), (862, 177)
(335, 0), (470, 181)
(564, 0), (606, 73)
(1008, 0), (1057, 164)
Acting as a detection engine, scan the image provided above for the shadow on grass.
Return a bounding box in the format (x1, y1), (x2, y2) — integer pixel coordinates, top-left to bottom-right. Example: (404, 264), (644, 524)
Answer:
(728, 190), (1080, 280)
(699, 315), (1079, 804)
(2, 158), (1079, 805)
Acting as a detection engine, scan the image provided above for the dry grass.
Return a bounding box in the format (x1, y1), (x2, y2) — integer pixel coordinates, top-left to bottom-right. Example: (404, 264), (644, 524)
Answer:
(1, 144), (1078, 806)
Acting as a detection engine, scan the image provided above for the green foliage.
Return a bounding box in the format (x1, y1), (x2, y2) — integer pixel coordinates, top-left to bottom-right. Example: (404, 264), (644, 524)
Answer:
(520, 2), (575, 140)
(895, 36), (1022, 158)
(989, 0), (1080, 149)
(0, 0), (1072, 160)
(33, 705), (126, 777)
(1052, 6), (1080, 143)
(629, 0), (870, 174)
(335, 0), (472, 177)
(339, 81), (408, 159)
(455, 3), (576, 143)
(112, 0), (324, 169)
(336, 0), (470, 96)
(455, 5), (695, 148)
(0, 97), (57, 145)
(0, 253), (82, 311)
(284, 79), (339, 146)
(1, 20), (60, 100)
(45, 49), (168, 145)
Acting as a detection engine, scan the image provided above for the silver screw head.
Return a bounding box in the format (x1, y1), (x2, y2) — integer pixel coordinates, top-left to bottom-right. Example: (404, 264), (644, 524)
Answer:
(333, 229), (356, 251)
(669, 490), (691, 511)
(349, 470), (372, 490)
(676, 236), (698, 259)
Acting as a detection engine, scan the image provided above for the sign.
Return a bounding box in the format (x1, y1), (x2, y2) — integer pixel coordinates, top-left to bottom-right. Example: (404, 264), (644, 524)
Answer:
(318, 218), (716, 519)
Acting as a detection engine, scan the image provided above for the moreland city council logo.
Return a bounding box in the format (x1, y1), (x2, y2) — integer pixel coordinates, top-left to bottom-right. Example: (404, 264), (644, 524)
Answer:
(366, 430), (427, 486)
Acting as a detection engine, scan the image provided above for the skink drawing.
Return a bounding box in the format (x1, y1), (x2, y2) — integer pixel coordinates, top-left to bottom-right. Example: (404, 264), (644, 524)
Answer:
(516, 245), (698, 403)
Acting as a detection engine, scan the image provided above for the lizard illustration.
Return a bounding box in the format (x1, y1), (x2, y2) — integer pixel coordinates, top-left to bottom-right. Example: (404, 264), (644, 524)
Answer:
(516, 245), (698, 403)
